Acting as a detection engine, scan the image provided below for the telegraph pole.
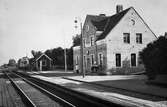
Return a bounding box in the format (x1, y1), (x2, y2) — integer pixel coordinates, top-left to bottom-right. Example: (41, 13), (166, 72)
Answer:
(63, 29), (67, 72)
(64, 48), (67, 72)
(75, 17), (85, 78)
(80, 22), (85, 78)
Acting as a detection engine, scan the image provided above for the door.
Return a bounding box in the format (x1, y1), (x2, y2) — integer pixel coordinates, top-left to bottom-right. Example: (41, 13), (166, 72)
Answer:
(87, 58), (91, 71)
(131, 53), (136, 67)
(39, 60), (42, 71)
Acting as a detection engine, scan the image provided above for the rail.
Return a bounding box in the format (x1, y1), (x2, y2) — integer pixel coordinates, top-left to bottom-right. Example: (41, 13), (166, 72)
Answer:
(13, 71), (124, 107)
(4, 71), (36, 107)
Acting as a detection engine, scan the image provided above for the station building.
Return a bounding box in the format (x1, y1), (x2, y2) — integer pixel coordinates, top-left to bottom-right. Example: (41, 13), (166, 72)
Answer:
(73, 6), (157, 74)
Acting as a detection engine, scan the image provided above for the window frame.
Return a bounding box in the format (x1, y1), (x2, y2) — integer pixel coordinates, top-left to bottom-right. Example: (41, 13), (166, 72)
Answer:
(123, 33), (130, 44)
(116, 53), (121, 67)
(91, 54), (94, 66)
(98, 53), (103, 66)
(76, 56), (79, 65)
(83, 38), (86, 48)
(90, 35), (94, 46)
(136, 33), (142, 44)
(131, 53), (136, 67)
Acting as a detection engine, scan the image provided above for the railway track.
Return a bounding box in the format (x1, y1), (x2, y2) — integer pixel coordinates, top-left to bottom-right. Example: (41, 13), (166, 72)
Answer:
(5, 73), (37, 107)
(6, 71), (124, 107)
(4, 71), (74, 107)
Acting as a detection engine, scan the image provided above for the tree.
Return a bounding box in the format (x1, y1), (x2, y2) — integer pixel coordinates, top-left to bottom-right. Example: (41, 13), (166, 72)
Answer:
(31, 50), (36, 57)
(44, 47), (64, 66)
(44, 47), (73, 70)
(66, 47), (73, 69)
(30, 46), (74, 70)
(139, 36), (167, 80)
(31, 50), (42, 58)
(8, 59), (16, 66)
(72, 34), (80, 47)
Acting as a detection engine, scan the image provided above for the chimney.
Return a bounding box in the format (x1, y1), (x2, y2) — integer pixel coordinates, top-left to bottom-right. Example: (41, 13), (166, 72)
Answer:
(116, 5), (123, 14)
(165, 32), (167, 38)
(99, 14), (106, 17)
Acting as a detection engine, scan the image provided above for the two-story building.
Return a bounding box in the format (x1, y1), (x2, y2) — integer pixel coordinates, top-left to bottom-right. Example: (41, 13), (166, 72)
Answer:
(73, 6), (157, 74)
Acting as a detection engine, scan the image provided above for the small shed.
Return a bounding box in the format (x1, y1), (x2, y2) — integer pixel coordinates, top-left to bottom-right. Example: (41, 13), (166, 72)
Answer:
(35, 53), (52, 71)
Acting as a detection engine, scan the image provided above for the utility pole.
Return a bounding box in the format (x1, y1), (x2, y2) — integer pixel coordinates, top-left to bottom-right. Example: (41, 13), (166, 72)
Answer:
(63, 29), (67, 72)
(80, 22), (85, 78)
(75, 17), (85, 78)
(64, 48), (67, 72)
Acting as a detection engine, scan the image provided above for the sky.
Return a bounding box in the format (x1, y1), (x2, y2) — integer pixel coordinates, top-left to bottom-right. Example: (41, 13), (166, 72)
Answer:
(0, 0), (167, 65)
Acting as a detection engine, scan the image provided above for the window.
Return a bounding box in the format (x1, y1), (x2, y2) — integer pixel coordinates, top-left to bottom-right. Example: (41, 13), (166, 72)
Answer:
(76, 56), (79, 65)
(83, 39), (86, 48)
(90, 36), (94, 46)
(86, 25), (89, 32)
(98, 53), (103, 65)
(123, 33), (130, 43)
(116, 54), (121, 67)
(91, 54), (94, 65)
(136, 33), (142, 44)
(84, 56), (86, 68)
(131, 53), (136, 66)
(42, 60), (47, 66)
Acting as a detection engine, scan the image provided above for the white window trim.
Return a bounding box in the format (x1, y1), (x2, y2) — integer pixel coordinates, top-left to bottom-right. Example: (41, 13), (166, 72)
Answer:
(90, 35), (94, 46)
(136, 33), (142, 44)
(123, 33), (130, 44)
(83, 39), (86, 48)
(98, 53), (103, 65)
(76, 56), (79, 65)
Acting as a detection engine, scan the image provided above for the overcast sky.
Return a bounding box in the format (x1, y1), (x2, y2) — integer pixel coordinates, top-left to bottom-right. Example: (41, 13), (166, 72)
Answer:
(0, 0), (167, 65)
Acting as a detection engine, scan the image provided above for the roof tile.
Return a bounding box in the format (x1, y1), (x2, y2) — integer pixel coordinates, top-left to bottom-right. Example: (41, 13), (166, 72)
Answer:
(96, 7), (131, 41)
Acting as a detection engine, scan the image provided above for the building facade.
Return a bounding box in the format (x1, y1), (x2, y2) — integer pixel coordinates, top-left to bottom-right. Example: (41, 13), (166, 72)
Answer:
(35, 53), (52, 71)
(18, 57), (29, 69)
(73, 6), (157, 74)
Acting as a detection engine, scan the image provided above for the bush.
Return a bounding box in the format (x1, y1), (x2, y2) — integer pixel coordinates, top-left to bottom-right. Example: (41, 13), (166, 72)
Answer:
(140, 36), (167, 80)
(97, 70), (111, 75)
(108, 66), (145, 75)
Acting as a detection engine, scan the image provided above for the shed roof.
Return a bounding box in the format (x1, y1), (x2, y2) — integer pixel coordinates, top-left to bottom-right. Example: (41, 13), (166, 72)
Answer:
(36, 53), (52, 61)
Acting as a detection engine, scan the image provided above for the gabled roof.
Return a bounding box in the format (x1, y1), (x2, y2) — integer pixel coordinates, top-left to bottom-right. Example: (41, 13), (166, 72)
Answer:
(85, 15), (108, 31)
(73, 7), (134, 47)
(73, 14), (108, 47)
(91, 16), (109, 31)
(36, 53), (52, 61)
(96, 7), (131, 41)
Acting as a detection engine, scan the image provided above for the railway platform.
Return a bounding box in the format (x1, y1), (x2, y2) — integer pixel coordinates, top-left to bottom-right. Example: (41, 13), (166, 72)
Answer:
(31, 72), (167, 107)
